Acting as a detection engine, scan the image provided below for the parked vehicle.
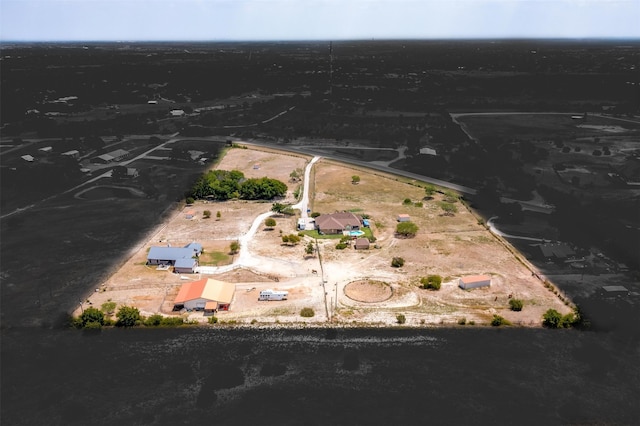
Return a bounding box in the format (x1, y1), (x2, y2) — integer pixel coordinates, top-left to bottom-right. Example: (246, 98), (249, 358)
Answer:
(258, 289), (288, 301)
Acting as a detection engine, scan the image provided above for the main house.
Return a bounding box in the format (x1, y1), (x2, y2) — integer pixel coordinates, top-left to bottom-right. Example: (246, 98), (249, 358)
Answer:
(146, 242), (203, 273)
(315, 212), (362, 234)
(173, 278), (235, 312)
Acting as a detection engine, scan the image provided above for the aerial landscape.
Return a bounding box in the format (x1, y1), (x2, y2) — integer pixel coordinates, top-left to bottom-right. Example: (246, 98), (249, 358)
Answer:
(1, 3), (640, 423)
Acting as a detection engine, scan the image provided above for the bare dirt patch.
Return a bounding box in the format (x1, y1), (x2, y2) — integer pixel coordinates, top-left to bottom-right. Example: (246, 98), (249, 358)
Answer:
(344, 280), (393, 303)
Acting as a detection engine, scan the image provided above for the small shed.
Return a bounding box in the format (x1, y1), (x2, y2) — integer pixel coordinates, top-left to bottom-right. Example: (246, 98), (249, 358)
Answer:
(354, 238), (370, 250)
(185, 210), (196, 219)
(397, 214), (411, 222)
(459, 275), (491, 290)
(61, 150), (80, 159)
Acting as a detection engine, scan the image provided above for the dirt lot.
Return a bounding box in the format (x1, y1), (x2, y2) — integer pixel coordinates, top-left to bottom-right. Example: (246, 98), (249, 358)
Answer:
(82, 145), (572, 327)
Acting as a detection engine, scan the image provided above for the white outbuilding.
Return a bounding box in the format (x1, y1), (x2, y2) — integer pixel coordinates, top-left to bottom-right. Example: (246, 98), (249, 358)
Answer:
(459, 275), (492, 290)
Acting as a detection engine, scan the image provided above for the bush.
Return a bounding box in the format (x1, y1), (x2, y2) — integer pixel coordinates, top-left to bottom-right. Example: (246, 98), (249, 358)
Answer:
(458, 317), (467, 325)
(115, 306), (141, 327)
(203, 210), (211, 218)
(310, 212), (321, 218)
(396, 221), (419, 237)
(391, 257), (405, 267)
(265, 217), (276, 228)
(542, 309), (562, 328)
(207, 316), (219, 324)
(509, 299), (524, 311)
(414, 202), (423, 208)
(300, 307), (315, 317)
(100, 301), (116, 315)
(144, 314), (163, 326)
(160, 317), (185, 327)
(335, 243), (348, 250)
(491, 315), (511, 327)
(186, 197), (195, 205)
(79, 307), (105, 328)
(396, 314), (406, 324)
(403, 198), (413, 205)
(420, 275), (442, 290)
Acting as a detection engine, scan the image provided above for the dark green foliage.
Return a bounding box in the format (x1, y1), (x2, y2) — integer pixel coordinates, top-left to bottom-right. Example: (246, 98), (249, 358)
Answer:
(438, 201), (458, 215)
(491, 315), (510, 326)
(420, 275), (442, 290)
(115, 306), (141, 327)
(305, 242), (315, 255)
(207, 316), (218, 324)
(403, 198), (413, 205)
(160, 317), (186, 327)
(203, 210), (211, 218)
(509, 299), (524, 311)
(300, 307), (315, 317)
(391, 257), (405, 267)
(264, 217), (276, 228)
(189, 169), (244, 200)
(239, 177), (287, 200)
(542, 309), (562, 328)
(185, 196), (195, 205)
(282, 234), (301, 245)
(79, 307), (105, 328)
(396, 314), (406, 324)
(310, 212), (321, 218)
(424, 184), (436, 197)
(144, 314), (163, 326)
(229, 240), (240, 254)
(100, 301), (116, 315)
(458, 317), (467, 325)
(335, 242), (348, 250)
(396, 221), (419, 237)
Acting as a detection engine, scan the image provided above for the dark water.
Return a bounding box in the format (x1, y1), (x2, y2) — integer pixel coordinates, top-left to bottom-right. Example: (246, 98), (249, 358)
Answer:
(2, 326), (639, 425)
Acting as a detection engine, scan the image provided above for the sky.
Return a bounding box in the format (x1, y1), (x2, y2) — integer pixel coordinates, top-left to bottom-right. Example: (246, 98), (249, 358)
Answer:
(1, 0), (639, 41)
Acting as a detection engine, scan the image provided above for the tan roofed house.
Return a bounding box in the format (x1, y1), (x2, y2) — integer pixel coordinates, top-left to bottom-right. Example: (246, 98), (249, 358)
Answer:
(315, 212), (362, 234)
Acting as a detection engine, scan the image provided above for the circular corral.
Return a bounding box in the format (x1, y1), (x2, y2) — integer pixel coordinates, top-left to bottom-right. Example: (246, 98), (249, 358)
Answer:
(344, 280), (393, 303)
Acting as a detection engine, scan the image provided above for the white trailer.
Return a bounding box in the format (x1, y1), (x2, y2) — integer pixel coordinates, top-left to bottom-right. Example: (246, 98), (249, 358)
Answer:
(258, 289), (289, 301)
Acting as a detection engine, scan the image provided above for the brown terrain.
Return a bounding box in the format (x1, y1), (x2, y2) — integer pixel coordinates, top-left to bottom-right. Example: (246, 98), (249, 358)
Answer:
(78, 145), (572, 327)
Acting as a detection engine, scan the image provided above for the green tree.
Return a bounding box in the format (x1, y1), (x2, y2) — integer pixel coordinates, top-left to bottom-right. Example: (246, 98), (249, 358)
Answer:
(100, 301), (116, 316)
(186, 197), (195, 205)
(420, 275), (442, 290)
(216, 211), (221, 220)
(115, 306), (141, 327)
(424, 184), (436, 198)
(438, 201), (458, 216)
(239, 177), (287, 200)
(271, 202), (287, 215)
(310, 212), (321, 218)
(542, 309), (563, 328)
(396, 221), (419, 238)
(203, 210), (212, 219)
(403, 198), (413, 205)
(509, 299), (524, 312)
(391, 257), (405, 268)
(265, 217), (276, 229)
(79, 307), (105, 328)
(351, 175), (361, 184)
(229, 241), (240, 254)
(144, 314), (163, 327)
(491, 315), (511, 326)
(335, 242), (348, 250)
(305, 241), (315, 255)
(282, 234), (301, 245)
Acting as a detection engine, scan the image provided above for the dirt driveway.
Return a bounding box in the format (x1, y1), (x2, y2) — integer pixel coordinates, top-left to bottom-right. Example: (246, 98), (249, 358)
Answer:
(81, 145), (572, 327)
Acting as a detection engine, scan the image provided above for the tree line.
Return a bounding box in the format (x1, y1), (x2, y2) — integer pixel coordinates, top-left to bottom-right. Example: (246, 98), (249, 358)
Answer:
(188, 169), (287, 201)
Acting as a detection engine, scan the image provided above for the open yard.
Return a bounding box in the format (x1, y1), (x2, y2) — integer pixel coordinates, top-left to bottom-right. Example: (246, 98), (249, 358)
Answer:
(81, 145), (572, 327)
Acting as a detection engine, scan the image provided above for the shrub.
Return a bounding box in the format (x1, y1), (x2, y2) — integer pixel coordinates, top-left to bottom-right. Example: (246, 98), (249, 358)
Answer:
(396, 314), (406, 324)
(420, 275), (442, 290)
(300, 307), (315, 318)
(469, 320), (475, 325)
(396, 221), (419, 237)
(229, 240), (240, 254)
(79, 307), (105, 328)
(115, 306), (141, 327)
(310, 212), (321, 218)
(100, 301), (116, 315)
(264, 217), (276, 228)
(160, 317), (185, 326)
(458, 317), (467, 325)
(414, 202), (423, 208)
(144, 314), (163, 326)
(509, 299), (524, 311)
(335, 242), (348, 250)
(403, 198), (413, 205)
(542, 309), (562, 328)
(207, 316), (219, 324)
(391, 257), (405, 267)
(186, 197), (195, 205)
(491, 315), (510, 327)
(203, 210), (211, 218)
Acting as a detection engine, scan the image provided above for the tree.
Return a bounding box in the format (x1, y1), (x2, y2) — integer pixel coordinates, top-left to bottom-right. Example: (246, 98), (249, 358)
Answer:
(282, 234), (301, 245)
(271, 202), (287, 215)
(111, 165), (127, 180)
(290, 168), (302, 182)
(115, 306), (141, 327)
(542, 309), (562, 328)
(265, 217), (276, 229)
(391, 257), (405, 267)
(310, 212), (321, 218)
(438, 201), (458, 216)
(351, 175), (361, 184)
(100, 301), (116, 316)
(396, 221), (419, 238)
(403, 198), (413, 205)
(491, 315), (511, 327)
(186, 197), (195, 205)
(420, 275), (442, 290)
(424, 184), (436, 198)
(305, 241), (315, 256)
(229, 240), (240, 254)
(509, 299), (524, 311)
(79, 307), (105, 328)
(203, 210), (212, 219)
(216, 211), (221, 220)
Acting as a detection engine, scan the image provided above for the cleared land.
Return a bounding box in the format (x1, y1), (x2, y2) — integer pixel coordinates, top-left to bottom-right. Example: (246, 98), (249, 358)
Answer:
(81, 145), (572, 326)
